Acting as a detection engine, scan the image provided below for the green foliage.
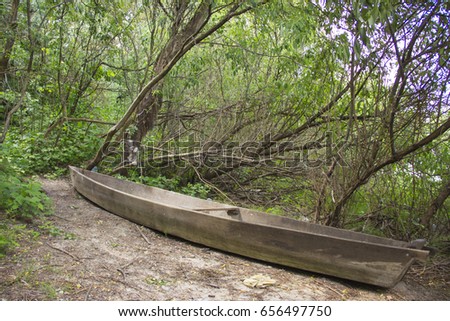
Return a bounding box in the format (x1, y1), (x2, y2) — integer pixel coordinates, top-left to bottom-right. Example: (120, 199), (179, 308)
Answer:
(265, 206), (285, 216)
(0, 90), (17, 119)
(0, 154), (51, 221)
(144, 276), (170, 287)
(344, 147), (450, 241)
(117, 172), (211, 199)
(1, 0), (448, 242)
(38, 221), (76, 240)
(2, 127), (101, 175)
(39, 282), (58, 300)
(0, 223), (19, 259)
(181, 183), (210, 199)
(133, 174), (181, 192)
(0, 219), (39, 259)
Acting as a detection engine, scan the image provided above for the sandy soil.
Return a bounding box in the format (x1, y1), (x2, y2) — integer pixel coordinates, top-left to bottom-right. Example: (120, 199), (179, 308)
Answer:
(0, 178), (448, 301)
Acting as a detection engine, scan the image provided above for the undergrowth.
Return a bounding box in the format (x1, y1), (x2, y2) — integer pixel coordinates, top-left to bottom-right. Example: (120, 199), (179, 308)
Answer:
(116, 172), (211, 199)
(0, 157), (51, 221)
(1, 128), (101, 175)
(0, 152), (53, 258)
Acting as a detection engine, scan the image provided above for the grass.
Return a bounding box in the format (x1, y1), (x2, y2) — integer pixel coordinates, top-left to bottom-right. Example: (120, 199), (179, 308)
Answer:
(0, 214), (40, 259)
(39, 281), (58, 300)
(144, 276), (170, 287)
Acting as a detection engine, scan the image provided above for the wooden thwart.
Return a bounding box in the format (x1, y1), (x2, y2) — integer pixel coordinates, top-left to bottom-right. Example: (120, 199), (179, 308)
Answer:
(192, 207), (240, 215)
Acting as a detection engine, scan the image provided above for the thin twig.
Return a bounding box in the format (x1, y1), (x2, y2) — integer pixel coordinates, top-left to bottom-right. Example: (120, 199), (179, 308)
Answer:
(393, 292), (406, 300)
(117, 268), (126, 281)
(121, 257), (140, 270)
(65, 117), (116, 126)
(206, 283), (220, 289)
(189, 164), (235, 204)
(98, 275), (150, 295)
(46, 242), (80, 261)
(313, 279), (346, 299)
(117, 256), (140, 281)
(136, 225), (151, 245)
(85, 284), (94, 301)
(72, 287), (87, 296)
(52, 214), (73, 221)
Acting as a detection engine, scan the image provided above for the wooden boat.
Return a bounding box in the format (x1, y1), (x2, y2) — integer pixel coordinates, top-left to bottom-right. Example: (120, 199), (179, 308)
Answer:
(69, 166), (429, 288)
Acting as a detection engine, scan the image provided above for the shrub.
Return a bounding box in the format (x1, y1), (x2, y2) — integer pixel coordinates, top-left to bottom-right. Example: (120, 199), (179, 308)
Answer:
(0, 226), (19, 259)
(0, 218), (41, 259)
(0, 155), (51, 221)
(116, 172), (211, 199)
(2, 129), (101, 175)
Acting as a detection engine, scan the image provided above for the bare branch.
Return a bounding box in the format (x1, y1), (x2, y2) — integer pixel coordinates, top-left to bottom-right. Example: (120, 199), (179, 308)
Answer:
(86, 1), (268, 169)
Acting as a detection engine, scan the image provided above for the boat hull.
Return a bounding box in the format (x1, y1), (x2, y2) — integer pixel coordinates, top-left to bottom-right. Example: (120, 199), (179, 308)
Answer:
(69, 166), (428, 287)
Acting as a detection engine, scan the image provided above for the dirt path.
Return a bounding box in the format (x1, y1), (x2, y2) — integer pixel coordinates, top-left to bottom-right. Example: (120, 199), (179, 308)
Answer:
(0, 178), (447, 301)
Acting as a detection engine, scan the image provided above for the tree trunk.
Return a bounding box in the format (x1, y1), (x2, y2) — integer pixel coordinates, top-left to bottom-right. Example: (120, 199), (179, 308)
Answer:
(421, 178), (450, 229)
(123, 1), (212, 166)
(1, 0), (34, 143)
(0, 0), (20, 87)
(86, 1), (267, 171)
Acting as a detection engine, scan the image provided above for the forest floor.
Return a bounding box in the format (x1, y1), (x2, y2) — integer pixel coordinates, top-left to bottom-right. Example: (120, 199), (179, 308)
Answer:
(1, 178), (449, 301)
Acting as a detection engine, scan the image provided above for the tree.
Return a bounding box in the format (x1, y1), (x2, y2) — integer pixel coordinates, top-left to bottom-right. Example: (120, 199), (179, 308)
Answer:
(86, 0), (268, 171)
(0, 0), (20, 88)
(1, 0), (448, 240)
(421, 178), (450, 229)
(1, 0), (35, 143)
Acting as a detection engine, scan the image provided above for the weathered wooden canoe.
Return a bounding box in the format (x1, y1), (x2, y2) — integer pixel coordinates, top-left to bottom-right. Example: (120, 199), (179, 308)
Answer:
(69, 166), (429, 287)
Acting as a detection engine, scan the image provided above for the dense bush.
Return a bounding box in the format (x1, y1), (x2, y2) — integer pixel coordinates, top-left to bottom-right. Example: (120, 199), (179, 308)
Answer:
(118, 172), (211, 199)
(2, 127), (101, 175)
(0, 223), (18, 258)
(0, 152), (52, 257)
(0, 154), (51, 221)
(0, 0), (448, 246)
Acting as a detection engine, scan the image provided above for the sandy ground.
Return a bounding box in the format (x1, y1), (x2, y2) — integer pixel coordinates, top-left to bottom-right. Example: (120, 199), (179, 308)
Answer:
(0, 178), (448, 301)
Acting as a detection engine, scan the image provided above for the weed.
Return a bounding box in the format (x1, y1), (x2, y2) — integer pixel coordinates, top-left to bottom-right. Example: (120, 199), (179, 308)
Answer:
(15, 263), (38, 285)
(0, 218), (35, 259)
(116, 173), (211, 199)
(39, 220), (76, 240)
(181, 183), (210, 199)
(39, 221), (63, 237)
(144, 276), (170, 286)
(63, 232), (77, 240)
(0, 156), (52, 222)
(0, 228), (18, 259)
(39, 281), (58, 300)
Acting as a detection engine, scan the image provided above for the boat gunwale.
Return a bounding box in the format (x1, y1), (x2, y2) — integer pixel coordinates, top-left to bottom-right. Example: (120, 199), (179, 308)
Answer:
(69, 166), (429, 257)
